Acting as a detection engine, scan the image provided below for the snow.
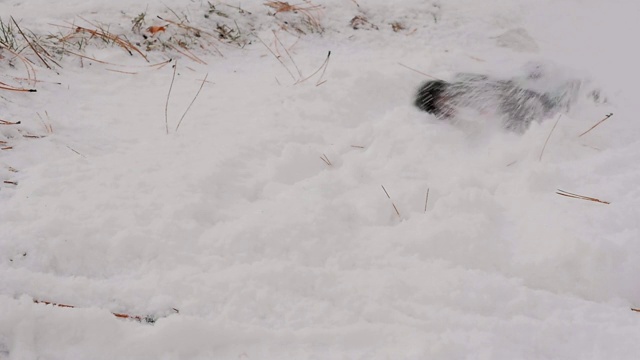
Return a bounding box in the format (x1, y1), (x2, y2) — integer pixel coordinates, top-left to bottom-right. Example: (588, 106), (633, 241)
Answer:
(1, 0), (640, 359)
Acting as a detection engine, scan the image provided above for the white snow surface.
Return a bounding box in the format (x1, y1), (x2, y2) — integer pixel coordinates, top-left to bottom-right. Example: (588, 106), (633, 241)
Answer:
(1, 0), (640, 359)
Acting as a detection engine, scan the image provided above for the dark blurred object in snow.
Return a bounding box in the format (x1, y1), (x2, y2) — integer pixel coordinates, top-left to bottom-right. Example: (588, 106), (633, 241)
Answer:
(415, 65), (605, 132)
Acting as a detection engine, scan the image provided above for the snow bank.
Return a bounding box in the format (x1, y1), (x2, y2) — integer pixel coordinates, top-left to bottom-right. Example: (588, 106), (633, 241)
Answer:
(1, 0), (640, 359)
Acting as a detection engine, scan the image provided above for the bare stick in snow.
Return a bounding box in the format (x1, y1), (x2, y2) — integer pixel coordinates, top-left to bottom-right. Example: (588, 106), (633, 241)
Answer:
(578, 113), (613, 137)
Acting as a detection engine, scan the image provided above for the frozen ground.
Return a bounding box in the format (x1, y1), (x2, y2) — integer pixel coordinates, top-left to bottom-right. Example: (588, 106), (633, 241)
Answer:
(1, 0), (640, 359)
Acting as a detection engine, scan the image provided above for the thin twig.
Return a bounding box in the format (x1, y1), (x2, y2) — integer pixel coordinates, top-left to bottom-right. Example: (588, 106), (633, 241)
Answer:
(539, 114), (561, 161)
(556, 189), (610, 205)
(165, 60), (178, 134)
(578, 113), (613, 137)
(175, 73), (208, 132)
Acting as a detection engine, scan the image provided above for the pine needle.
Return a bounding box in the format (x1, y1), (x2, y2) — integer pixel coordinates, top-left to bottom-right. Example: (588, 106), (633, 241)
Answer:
(539, 114), (561, 161)
(256, 34), (296, 81)
(296, 51), (330, 85)
(398, 63), (442, 80)
(165, 60), (178, 134)
(175, 73), (208, 132)
(556, 189), (610, 205)
(381, 185), (401, 218)
(320, 153), (332, 166)
(424, 188), (430, 213)
(33, 299), (160, 324)
(578, 113), (613, 137)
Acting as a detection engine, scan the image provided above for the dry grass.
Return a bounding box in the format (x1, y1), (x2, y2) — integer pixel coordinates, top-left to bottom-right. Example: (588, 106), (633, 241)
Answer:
(0, 41), (38, 88)
(0, 18), (19, 51)
(37, 112), (54, 134)
(56, 20), (148, 62)
(10, 17), (57, 69)
(265, 1), (324, 34)
(257, 31), (331, 86)
(350, 15), (378, 30)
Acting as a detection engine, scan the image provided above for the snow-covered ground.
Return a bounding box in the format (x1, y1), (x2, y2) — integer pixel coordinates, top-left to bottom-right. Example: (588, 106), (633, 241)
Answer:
(1, 0), (640, 358)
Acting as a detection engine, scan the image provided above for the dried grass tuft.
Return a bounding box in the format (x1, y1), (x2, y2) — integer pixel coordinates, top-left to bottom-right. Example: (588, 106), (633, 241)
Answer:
(56, 18), (148, 62)
(265, 1), (324, 34)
